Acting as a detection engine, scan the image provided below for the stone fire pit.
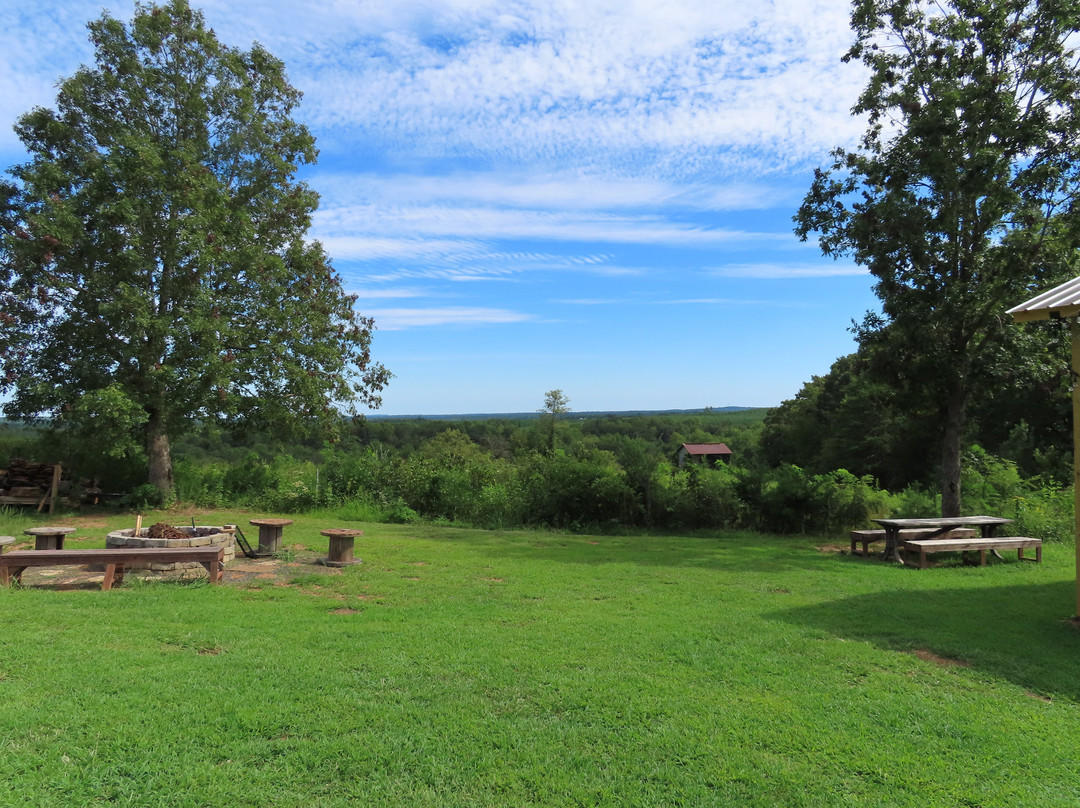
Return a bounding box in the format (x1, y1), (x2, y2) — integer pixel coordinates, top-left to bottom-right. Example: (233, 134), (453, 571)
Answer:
(106, 524), (236, 576)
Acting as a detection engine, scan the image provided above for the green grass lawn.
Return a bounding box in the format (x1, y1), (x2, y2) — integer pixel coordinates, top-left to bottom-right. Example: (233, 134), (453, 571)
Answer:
(2, 511), (1079, 806)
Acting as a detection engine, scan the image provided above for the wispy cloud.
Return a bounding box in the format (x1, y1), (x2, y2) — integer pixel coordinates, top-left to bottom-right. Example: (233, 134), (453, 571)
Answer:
(315, 172), (783, 212)
(712, 263), (869, 279)
(280, 0), (865, 174)
(2, 1), (875, 413)
(316, 203), (772, 248)
(366, 306), (535, 330)
(349, 286), (431, 299)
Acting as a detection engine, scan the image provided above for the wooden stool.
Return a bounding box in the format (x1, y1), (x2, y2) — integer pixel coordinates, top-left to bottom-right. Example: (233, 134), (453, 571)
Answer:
(248, 518), (293, 556)
(319, 529), (363, 567)
(0, 537), (16, 554)
(24, 526), (76, 550)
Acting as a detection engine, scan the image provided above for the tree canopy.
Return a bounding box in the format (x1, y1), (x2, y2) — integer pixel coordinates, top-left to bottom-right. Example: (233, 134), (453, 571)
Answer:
(795, 0), (1080, 515)
(0, 0), (388, 491)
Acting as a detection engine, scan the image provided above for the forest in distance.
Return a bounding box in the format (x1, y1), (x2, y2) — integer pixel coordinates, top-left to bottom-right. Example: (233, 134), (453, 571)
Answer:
(0, 375), (1071, 541)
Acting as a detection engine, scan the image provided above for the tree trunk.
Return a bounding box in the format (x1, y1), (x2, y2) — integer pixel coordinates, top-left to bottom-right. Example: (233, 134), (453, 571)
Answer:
(147, 410), (174, 493)
(940, 381), (967, 517)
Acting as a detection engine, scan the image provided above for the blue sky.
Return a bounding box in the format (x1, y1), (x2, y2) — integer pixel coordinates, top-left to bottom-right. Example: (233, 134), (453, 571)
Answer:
(1, 0), (877, 416)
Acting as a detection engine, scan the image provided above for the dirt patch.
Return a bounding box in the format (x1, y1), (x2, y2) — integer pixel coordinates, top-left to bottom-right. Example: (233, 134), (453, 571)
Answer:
(330, 607), (360, 615)
(913, 648), (970, 668)
(817, 544), (847, 554)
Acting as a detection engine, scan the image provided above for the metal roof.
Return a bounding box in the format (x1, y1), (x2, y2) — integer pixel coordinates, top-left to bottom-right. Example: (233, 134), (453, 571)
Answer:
(680, 443), (732, 455)
(1007, 275), (1080, 322)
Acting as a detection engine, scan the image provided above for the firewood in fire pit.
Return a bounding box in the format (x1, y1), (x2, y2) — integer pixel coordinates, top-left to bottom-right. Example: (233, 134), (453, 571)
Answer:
(146, 522), (188, 540)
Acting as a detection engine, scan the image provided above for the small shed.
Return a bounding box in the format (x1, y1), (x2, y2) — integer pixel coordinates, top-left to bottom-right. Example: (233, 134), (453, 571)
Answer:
(676, 443), (732, 468)
(1008, 276), (1080, 619)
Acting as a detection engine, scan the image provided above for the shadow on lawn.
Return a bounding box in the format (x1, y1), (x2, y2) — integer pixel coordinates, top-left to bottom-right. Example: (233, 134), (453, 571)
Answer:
(772, 579), (1080, 701)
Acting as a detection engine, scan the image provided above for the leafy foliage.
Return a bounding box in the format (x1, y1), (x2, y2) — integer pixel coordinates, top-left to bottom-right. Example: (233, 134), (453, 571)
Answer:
(795, 0), (1080, 514)
(0, 0), (388, 492)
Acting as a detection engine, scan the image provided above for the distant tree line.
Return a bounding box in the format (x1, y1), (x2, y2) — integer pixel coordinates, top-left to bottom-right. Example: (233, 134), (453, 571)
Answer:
(3, 397), (1069, 539)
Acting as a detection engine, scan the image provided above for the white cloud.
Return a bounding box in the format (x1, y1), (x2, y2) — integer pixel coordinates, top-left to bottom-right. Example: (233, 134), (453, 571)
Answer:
(2, 1), (866, 174)
(314, 171), (781, 212)
(349, 286), (430, 299)
(316, 203), (777, 248)
(366, 306), (535, 329)
(713, 262), (869, 279)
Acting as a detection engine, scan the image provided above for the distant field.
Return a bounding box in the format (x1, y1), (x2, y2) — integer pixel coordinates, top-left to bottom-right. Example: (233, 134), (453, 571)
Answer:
(1, 513), (1078, 807)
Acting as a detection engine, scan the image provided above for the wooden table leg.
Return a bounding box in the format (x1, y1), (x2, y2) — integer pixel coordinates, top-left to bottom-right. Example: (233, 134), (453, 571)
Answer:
(883, 526), (903, 563)
(981, 525), (1005, 560)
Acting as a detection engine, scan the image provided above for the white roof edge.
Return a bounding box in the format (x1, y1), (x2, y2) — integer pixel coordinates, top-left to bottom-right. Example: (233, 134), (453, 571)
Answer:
(1008, 275), (1080, 316)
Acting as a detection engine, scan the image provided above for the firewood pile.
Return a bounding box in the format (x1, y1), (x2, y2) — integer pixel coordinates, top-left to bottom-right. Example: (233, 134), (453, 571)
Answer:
(146, 522), (189, 540)
(0, 459), (65, 498)
(145, 522), (219, 539)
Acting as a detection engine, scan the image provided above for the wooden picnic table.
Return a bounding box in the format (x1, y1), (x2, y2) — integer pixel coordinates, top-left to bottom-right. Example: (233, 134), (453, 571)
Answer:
(872, 516), (1012, 563)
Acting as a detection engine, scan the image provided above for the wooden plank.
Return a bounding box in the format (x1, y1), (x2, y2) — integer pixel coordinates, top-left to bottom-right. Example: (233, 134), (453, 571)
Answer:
(0, 547), (225, 589)
(902, 537), (1040, 552)
(0, 547), (224, 563)
(901, 537), (1042, 568)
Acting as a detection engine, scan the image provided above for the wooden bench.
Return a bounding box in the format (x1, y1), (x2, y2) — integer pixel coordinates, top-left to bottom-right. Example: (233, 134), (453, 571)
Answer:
(850, 527), (976, 557)
(901, 537), (1041, 569)
(0, 547), (225, 590)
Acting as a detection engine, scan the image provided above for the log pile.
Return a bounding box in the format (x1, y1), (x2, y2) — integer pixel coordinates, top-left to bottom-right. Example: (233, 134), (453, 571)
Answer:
(0, 459), (63, 498)
(146, 522), (188, 540)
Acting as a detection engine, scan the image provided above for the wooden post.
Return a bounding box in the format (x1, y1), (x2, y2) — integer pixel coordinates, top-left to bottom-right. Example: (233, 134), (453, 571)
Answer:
(1072, 319), (1080, 618)
(49, 464), (61, 514)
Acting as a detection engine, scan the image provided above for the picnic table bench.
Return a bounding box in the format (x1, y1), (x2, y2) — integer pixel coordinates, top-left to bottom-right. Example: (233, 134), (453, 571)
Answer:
(850, 527), (976, 557)
(901, 537), (1042, 569)
(0, 546), (225, 590)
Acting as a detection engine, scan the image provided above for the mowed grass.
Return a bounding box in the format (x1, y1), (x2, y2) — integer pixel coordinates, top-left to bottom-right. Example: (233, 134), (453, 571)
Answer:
(1, 513), (1079, 807)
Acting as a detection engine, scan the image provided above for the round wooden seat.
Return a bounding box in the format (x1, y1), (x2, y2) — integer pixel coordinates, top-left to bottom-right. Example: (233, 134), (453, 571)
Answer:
(319, 529), (364, 567)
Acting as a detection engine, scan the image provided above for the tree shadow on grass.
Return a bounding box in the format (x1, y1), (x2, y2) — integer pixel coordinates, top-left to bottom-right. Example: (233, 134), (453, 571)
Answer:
(771, 579), (1080, 701)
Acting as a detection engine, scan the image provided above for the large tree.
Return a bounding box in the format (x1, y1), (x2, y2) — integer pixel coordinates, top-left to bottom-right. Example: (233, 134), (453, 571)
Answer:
(795, 0), (1080, 515)
(0, 0), (389, 492)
